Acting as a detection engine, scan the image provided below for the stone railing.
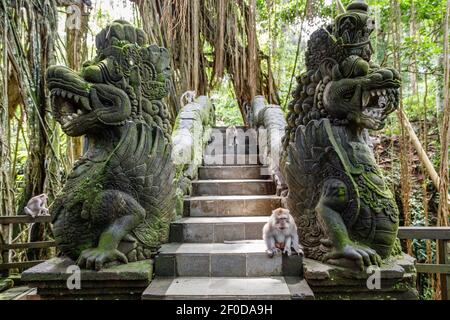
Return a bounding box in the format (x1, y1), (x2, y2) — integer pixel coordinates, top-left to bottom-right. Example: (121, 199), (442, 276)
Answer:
(249, 95), (287, 195)
(172, 96), (215, 211)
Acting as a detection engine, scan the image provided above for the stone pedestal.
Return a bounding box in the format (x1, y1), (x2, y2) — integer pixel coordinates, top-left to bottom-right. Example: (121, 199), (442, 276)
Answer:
(303, 253), (418, 300)
(21, 257), (153, 300)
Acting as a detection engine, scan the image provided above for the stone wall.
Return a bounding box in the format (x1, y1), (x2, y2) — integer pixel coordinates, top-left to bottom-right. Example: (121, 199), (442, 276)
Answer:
(172, 96), (215, 213)
(249, 95), (287, 195)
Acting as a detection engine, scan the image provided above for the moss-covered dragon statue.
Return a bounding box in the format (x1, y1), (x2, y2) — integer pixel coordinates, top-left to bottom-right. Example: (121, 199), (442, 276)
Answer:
(282, 1), (402, 270)
(47, 20), (176, 270)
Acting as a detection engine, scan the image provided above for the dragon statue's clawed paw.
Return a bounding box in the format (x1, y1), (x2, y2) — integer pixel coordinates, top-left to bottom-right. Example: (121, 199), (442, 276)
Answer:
(77, 248), (128, 271)
(323, 244), (382, 271)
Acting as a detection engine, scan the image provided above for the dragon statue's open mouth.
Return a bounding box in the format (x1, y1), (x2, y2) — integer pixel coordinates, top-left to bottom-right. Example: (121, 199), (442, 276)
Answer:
(320, 56), (401, 130)
(361, 84), (400, 126)
(48, 66), (93, 136)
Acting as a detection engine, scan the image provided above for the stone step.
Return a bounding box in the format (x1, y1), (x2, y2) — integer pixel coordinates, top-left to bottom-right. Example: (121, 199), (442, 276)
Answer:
(204, 144), (260, 154)
(184, 195), (282, 217)
(154, 240), (302, 277)
(21, 257), (153, 300)
(211, 126), (248, 132)
(0, 286), (36, 300)
(169, 216), (269, 243)
(203, 154), (260, 166)
(198, 165), (270, 180)
(192, 179), (275, 196)
(142, 276), (314, 300)
(302, 255), (419, 300)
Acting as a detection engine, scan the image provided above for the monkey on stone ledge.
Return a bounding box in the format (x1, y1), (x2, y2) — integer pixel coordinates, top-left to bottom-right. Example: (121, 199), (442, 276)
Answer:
(24, 194), (49, 218)
(263, 208), (303, 258)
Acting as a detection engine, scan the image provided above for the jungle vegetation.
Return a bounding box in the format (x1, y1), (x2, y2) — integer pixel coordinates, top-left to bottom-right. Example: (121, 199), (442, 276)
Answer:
(0, 0), (449, 299)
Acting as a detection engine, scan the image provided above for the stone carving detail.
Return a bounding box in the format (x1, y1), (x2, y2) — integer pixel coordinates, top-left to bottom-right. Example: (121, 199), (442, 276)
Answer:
(47, 20), (176, 270)
(282, 1), (402, 270)
(172, 96), (215, 208)
(251, 96), (287, 195)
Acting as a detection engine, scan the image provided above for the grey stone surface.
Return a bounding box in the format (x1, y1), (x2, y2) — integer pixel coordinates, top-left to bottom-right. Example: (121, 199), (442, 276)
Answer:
(29, 280), (150, 289)
(158, 242), (214, 254)
(192, 179), (275, 196)
(141, 277), (173, 299)
(282, 254), (304, 277)
(247, 253), (282, 277)
(303, 258), (332, 280)
(0, 286), (36, 301)
(217, 198), (245, 216)
(213, 223), (246, 243)
(285, 277), (315, 300)
(168, 217), (268, 243)
(176, 216), (268, 224)
(245, 221), (265, 240)
(193, 181), (220, 195)
(21, 257), (153, 282)
(393, 253), (416, 274)
(313, 290), (418, 300)
(177, 254), (211, 277)
(169, 223), (183, 242)
(187, 195), (281, 217)
(155, 241), (303, 277)
(37, 287), (145, 296)
(203, 154), (261, 166)
(183, 223), (214, 243)
(147, 135), (312, 299)
(154, 255), (176, 277)
(303, 254), (418, 300)
(198, 165), (270, 180)
(304, 254), (414, 282)
(211, 254), (246, 277)
(143, 277), (309, 300)
(21, 257), (153, 300)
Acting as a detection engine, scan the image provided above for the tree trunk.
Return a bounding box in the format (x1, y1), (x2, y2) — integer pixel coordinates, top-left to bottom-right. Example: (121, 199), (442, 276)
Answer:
(64, 2), (90, 163)
(438, 0), (450, 228)
(132, 0), (279, 123)
(0, 3), (15, 269)
(391, 0), (412, 255)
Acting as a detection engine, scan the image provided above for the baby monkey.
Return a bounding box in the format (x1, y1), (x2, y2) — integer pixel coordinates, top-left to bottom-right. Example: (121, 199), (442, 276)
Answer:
(263, 208), (303, 258)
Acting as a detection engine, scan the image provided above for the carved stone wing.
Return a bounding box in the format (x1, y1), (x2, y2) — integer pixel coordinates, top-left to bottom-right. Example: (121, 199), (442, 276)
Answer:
(107, 122), (176, 248)
(283, 119), (358, 260)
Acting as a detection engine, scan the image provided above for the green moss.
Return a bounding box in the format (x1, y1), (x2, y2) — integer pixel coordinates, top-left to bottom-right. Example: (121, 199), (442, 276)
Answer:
(392, 281), (413, 291)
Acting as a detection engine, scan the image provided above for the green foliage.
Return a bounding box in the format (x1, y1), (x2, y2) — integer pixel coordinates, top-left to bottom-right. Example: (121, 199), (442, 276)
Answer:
(211, 77), (244, 126)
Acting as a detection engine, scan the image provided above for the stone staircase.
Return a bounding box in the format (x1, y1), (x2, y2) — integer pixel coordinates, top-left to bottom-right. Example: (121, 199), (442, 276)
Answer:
(142, 127), (314, 300)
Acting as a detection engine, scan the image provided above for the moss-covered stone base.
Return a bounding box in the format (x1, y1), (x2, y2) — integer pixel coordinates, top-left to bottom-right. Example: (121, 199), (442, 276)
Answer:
(303, 253), (418, 300)
(21, 257), (153, 300)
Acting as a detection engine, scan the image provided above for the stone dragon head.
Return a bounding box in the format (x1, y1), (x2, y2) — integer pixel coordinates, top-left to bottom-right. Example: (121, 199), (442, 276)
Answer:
(285, 0), (401, 144)
(47, 20), (172, 142)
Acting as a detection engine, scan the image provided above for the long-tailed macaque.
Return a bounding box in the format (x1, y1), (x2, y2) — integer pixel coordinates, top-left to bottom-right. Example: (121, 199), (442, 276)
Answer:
(24, 194), (49, 218)
(263, 208), (303, 257)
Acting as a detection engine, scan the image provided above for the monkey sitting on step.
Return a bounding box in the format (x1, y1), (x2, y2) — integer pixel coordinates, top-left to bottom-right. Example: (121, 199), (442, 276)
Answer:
(263, 208), (303, 258)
